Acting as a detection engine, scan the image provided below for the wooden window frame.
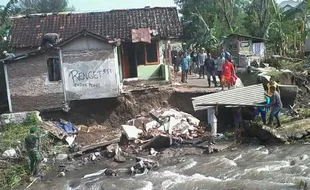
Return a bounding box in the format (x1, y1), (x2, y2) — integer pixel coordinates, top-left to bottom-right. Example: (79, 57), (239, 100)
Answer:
(144, 41), (159, 65)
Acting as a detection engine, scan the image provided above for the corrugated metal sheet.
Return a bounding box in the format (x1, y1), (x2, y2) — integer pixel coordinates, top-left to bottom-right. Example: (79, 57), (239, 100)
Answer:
(192, 84), (266, 111)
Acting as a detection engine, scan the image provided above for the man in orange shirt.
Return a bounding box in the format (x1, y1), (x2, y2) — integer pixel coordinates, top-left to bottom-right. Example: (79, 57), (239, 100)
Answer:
(221, 58), (235, 90)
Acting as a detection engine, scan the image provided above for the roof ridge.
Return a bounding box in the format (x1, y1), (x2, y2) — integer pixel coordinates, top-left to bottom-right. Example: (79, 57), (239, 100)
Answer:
(11, 6), (178, 19)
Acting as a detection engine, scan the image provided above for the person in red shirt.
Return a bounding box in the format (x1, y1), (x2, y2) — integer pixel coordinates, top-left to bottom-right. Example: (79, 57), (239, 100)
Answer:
(221, 58), (235, 90)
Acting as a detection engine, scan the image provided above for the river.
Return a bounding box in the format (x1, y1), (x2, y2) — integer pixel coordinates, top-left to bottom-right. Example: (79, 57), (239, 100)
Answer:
(31, 144), (310, 190)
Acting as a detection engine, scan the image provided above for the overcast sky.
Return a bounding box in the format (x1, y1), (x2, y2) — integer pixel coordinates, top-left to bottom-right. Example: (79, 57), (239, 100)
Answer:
(0, 0), (287, 12)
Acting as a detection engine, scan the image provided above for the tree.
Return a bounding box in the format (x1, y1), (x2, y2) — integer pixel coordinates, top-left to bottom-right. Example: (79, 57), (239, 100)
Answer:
(244, 0), (273, 38)
(17, 0), (74, 14)
(175, 0), (249, 50)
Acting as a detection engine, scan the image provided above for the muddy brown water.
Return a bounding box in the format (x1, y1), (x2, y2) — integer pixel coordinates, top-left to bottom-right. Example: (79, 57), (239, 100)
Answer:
(26, 144), (310, 190)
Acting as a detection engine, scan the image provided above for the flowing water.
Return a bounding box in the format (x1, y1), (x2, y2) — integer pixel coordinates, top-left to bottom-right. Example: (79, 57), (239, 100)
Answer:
(33, 144), (310, 190)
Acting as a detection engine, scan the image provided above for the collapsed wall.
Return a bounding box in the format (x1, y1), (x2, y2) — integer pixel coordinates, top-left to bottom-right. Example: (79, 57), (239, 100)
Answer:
(41, 88), (211, 128)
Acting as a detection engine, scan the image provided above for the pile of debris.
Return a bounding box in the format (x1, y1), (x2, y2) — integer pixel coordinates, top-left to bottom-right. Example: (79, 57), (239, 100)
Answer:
(121, 108), (207, 150)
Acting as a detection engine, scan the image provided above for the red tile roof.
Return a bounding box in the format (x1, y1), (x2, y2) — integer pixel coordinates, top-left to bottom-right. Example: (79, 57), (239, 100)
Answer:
(10, 7), (182, 48)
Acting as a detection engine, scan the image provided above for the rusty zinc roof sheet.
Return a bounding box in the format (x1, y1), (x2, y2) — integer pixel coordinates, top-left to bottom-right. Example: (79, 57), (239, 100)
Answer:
(10, 7), (182, 48)
(192, 84), (266, 111)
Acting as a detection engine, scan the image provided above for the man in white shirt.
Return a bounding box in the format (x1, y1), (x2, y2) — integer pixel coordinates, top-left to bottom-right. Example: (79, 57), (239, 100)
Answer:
(198, 48), (207, 79)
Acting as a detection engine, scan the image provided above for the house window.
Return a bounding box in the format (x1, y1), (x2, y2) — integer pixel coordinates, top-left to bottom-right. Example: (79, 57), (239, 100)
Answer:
(135, 42), (159, 65)
(146, 42), (158, 63)
(47, 58), (61, 81)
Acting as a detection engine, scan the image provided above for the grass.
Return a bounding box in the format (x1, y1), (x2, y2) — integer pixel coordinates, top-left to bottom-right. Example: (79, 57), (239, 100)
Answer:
(0, 113), (42, 189)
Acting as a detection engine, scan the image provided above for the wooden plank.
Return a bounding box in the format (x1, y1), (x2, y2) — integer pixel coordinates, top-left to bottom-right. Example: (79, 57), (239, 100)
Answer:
(73, 138), (120, 156)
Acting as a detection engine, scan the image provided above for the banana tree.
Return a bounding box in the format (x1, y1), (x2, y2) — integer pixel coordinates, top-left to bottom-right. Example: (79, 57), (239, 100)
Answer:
(265, 0), (287, 56)
(189, 9), (221, 50)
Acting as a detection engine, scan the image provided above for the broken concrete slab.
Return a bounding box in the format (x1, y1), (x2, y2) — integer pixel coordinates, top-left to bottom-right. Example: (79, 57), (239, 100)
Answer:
(142, 135), (173, 149)
(121, 125), (143, 141)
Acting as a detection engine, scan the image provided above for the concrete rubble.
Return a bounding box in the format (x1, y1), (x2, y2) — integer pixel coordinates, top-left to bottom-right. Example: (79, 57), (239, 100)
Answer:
(121, 108), (206, 149)
(130, 157), (159, 175)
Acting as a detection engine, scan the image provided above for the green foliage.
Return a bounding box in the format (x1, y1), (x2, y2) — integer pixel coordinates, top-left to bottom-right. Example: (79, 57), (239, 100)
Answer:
(1, 163), (28, 188)
(177, 0), (308, 57)
(17, 0), (75, 14)
(24, 113), (40, 126)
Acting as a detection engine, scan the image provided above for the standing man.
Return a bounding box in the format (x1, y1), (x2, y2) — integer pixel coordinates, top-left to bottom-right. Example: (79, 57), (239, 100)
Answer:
(221, 48), (231, 61)
(221, 57), (235, 90)
(181, 52), (191, 83)
(216, 55), (225, 86)
(205, 53), (218, 87)
(172, 50), (179, 80)
(190, 48), (198, 75)
(267, 86), (283, 128)
(208, 105), (218, 145)
(25, 126), (41, 177)
(198, 48), (207, 79)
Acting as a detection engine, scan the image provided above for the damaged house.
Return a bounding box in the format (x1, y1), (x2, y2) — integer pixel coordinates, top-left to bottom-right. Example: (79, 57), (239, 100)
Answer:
(2, 7), (182, 112)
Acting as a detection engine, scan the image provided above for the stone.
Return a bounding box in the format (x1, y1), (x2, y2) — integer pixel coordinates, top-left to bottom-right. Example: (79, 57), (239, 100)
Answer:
(150, 148), (158, 156)
(58, 172), (66, 177)
(105, 143), (119, 158)
(104, 168), (117, 176)
(121, 125), (143, 140)
(114, 154), (126, 163)
(94, 152), (101, 157)
(145, 120), (160, 132)
(187, 116), (200, 126)
(2, 148), (17, 158)
(56, 154), (68, 161)
(142, 135), (172, 149)
(90, 153), (96, 161)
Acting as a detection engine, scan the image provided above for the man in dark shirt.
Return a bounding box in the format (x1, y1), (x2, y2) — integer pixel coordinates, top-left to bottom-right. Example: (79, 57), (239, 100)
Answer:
(190, 49), (198, 75)
(205, 53), (217, 87)
(25, 126), (40, 176)
(267, 86), (283, 128)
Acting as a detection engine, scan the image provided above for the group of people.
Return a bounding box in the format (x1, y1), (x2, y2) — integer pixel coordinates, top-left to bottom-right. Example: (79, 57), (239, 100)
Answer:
(258, 77), (282, 127)
(172, 48), (237, 90)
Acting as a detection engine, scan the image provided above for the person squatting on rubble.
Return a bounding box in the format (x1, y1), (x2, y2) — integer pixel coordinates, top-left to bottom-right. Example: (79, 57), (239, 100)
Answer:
(38, 33), (60, 50)
(207, 105), (218, 145)
(205, 53), (218, 87)
(24, 126), (41, 177)
(233, 107), (243, 143)
(190, 48), (198, 75)
(198, 48), (207, 79)
(267, 86), (283, 128)
(221, 57), (235, 90)
(181, 52), (191, 83)
(267, 76), (280, 96)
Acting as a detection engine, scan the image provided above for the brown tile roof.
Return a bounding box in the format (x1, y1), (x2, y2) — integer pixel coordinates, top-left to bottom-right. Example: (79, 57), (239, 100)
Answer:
(10, 7), (182, 48)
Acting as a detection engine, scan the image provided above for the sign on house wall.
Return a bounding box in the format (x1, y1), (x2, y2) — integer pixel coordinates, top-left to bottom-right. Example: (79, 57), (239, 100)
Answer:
(63, 58), (119, 100)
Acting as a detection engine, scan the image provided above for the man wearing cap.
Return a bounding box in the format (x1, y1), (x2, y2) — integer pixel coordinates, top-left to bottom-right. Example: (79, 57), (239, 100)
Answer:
(25, 126), (40, 176)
